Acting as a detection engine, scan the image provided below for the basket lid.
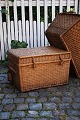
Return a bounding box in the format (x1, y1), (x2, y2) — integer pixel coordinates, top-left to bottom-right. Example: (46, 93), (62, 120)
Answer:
(46, 13), (80, 31)
(8, 46), (70, 58)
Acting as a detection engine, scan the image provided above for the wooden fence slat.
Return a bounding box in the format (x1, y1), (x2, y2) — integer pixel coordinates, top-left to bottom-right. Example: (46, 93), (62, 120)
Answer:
(59, 0), (63, 13)
(18, 20), (22, 42)
(11, 21), (15, 40)
(41, 22), (44, 47)
(26, 20), (29, 48)
(52, 0), (55, 20)
(0, 0), (5, 60)
(29, 0), (33, 48)
(37, 0), (40, 47)
(33, 21), (37, 47)
(44, 0), (48, 46)
(67, 0), (70, 12)
(74, 0), (78, 13)
(5, 0), (11, 49)
(13, 0), (18, 40)
(3, 22), (8, 56)
(21, 0), (26, 42)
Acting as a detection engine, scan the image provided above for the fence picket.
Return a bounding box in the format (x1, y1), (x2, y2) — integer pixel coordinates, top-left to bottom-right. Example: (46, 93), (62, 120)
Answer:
(21, 0), (26, 42)
(26, 20), (29, 48)
(18, 20), (22, 42)
(52, 0), (55, 20)
(13, 0), (18, 40)
(74, 0), (78, 13)
(37, 0), (40, 47)
(5, 0), (11, 49)
(67, 0), (70, 12)
(0, 0), (5, 60)
(3, 22), (8, 57)
(59, 0), (63, 13)
(44, 0), (48, 46)
(33, 21), (37, 47)
(29, 0), (33, 48)
(11, 21), (15, 40)
(41, 22), (44, 47)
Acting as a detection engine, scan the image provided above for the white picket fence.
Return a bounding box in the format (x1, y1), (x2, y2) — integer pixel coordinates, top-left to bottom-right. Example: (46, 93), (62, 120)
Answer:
(0, 0), (79, 60)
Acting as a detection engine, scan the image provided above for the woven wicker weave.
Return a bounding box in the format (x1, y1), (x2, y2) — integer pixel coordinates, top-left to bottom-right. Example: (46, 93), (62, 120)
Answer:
(45, 13), (80, 78)
(8, 46), (71, 92)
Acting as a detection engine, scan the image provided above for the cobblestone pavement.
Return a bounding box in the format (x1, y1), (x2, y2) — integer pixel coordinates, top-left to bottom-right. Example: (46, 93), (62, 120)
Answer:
(0, 72), (80, 119)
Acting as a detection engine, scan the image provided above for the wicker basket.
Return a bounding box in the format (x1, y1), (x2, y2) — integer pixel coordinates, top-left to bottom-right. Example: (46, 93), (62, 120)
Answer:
(45, 13), (80, 78)
(8, 46), (71, 92)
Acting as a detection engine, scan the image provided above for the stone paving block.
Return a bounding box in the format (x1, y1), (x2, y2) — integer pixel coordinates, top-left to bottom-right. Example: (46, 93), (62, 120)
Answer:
(0, 76), (5, 80)
(0, 94), (4, 99)
(37, 97), (47, 103)
(75, 92), (80, 96)
(25, 98), (36, 103)
(39, 111), (52, 117)
(28, 111), (38, 117)
(62, 97), (72, 103)
(73, 97), (80, 102)
(17, 104), (28, 110)
(22, 118), (35, 120)
(59, 103), (71, 109)
(12, 111), (25, 118)
(3, 88), (14, 93)
(28, 92), (39, 97)
(64, 92), (73, 97)
(5, 94), (17, 98)
(2, 98), (13, 105)
(38, 91), (51, 97)
(67, 110), (80, 116)
(14, 98), (24, 103)
(72, 103), (80, 109)
(17, 93), (28, 98)
(50, 117), (60, 120)
(54, 91), (63, 97)
(66, 117), (80, 120)
(49, 97), (61, 103)
(29, 103), (42, 110)
(0, 105), (3, 111)
(3, 104), (15, 111)
(53, 110), (65, 116)
(0, 112), (10, 119)
(43, 103), (57, 110)
(37, 118), (48, 120)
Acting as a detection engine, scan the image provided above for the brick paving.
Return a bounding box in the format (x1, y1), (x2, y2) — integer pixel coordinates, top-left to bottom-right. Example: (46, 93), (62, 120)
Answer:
(0, 66), (80, 119)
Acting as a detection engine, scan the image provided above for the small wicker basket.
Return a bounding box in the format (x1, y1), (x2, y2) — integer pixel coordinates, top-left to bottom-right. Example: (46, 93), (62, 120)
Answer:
(8, 46), (71, 92)
(45, 13), (80, 78)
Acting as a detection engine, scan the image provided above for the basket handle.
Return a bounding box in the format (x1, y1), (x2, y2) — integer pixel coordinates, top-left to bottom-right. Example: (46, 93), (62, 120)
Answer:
(59, 54), (64, 65)
(32, 57), (36, 68)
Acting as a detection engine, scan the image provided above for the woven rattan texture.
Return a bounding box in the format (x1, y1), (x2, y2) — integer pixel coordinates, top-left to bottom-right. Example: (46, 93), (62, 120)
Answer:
(45, 13), (80, 78)
(61, 20), (80, 78)
(45, 13), (80, 49)
(8, 46), (68, 57)
(8, 46), (71, 92)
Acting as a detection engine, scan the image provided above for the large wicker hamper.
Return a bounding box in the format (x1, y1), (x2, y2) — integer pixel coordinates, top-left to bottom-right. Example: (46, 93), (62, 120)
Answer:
(8, 46), (71, 92)
(45, 13), (80, 78)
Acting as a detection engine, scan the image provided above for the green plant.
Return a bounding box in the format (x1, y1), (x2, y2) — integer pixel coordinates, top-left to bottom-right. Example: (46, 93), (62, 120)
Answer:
(11, 40), (28, 49)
